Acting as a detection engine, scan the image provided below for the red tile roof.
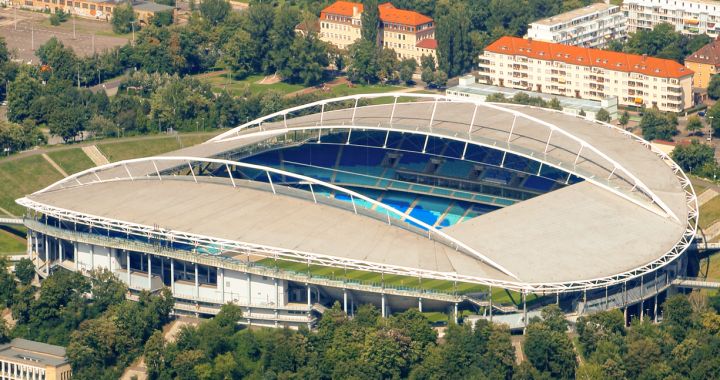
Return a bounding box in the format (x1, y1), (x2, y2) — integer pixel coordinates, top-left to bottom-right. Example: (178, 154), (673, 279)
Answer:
(416, 39), (437, 49)
(379, 3), (433, 26)
(321, 1), (433, 27)
(321, 1), (363, 17)
(685, 39), (720, 65)
(485, 36), (693, 79)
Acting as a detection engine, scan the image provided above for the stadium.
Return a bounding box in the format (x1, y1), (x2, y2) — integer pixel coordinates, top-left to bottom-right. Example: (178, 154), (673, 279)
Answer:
(16, 94), (698, 329)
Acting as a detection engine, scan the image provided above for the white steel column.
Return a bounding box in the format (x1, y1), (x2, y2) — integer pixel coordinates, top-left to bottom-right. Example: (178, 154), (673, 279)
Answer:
(44, 235), (49, 276)
(220, 268), (225, 304)
(58, 240), (63, 263)
(148, 254), (152, 290)
(343, 289), (348, 313)
(126, 251), (131, 286)
(194, 263), (199, 300)
(74, 242), (78, 271)
(489, 287), (493, 322)
(306, 284), (311, 307)
(170, 259), (175, 293)
(522, 291), (528, 334)
(454, 303), (458, 324)
(381, 293), (386, 318)
(107, 248), (111, 271)
(418, 298), (422, 312)
(33, 234), (38, 263)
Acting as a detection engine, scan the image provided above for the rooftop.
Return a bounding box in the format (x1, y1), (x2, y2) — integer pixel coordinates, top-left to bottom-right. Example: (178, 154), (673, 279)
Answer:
(685, 39), (720, 65)
(25, 98), (693, 289)
(416, 38), (437, 49)
(531, 3), (619, 26)
(446, 81), (612, 113)
(0, 339), (68, 367)
(485, 36), (693, 79)
(132, 1), (174, 12)
(321, 1), (433, 27)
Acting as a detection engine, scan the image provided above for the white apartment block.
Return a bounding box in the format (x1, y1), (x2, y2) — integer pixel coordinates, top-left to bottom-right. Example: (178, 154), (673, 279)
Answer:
(623, 0), (720, 37)
(527, 3), (627, 48)
(478, 36), (694, 113)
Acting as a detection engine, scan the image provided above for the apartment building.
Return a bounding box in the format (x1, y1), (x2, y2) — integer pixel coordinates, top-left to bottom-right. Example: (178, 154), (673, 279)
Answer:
(623, 0), (720, 37)
(478, 36), (694, 112)
(0, 339), (72, 380)
(685, 39), (720, 88)
(319, 1), (437, 63)
(527, 3), (626, 49)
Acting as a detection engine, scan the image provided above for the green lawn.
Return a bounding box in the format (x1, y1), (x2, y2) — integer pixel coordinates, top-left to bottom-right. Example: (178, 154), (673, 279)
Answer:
(200, 74), (307, 96)
(254, 258), (534, 306)
(700, 194), (720, 229)
(0, 226), (26, 256)
(47, 148), (95, 175)
(690, 176), (708, 195)
(0, 155), (65, 216)
(97, 133), (219, 162)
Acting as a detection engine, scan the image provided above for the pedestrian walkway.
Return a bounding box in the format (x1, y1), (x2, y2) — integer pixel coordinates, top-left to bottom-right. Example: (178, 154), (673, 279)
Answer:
(699, 188), (719, 206)
(82, 145), (110, 166)
(41, 153), (68, 177)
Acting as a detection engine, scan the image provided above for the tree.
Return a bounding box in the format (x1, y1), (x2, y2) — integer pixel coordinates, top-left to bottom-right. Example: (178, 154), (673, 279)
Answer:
(280, 35), (329, 86)
(361, 0), (379, 44)
(90, 269), (127, 313)
(595, 108), (611, 122)
(420, 67), (434, 85)
(663, 294), (695, 342)
(579, 109), (586, 117)
(347, 40), (379, 84)
(0, 258), (15, 308)
(150, 11), (173, 27)
(432, 70), (448, 88)
(399, 58), (417, 84)
(709, 75), (720, 100)
(112, 4), (136, 34)
(524, 306), (576, 379)
(619, 110), (630, 127)
(243, 3), (275, 73)
(199, 0), (231, 25)
(144, 330), (166, 379)
(37, 37), (78, 82)
(14, 258), (35, 285)
(7, 72), (41, 123)
(436, 3), (473, 76)
(222, 30), (255, 80)
(269, 5), (300, 74)
(639, 108), (678, 140)
(548, 97), (562, 110)
(687, 115), (704, 135)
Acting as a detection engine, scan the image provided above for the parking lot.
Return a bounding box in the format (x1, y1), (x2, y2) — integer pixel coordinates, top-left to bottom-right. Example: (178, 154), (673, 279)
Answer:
(0, 7), (129, 62)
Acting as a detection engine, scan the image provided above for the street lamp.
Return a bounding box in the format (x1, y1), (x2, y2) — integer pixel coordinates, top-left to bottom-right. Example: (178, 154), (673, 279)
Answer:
(708, 115), (714, 141)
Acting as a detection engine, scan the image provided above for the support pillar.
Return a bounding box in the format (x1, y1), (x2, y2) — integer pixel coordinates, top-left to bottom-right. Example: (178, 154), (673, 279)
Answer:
(126, 251), (131, 286)
(194, 263), (199, 300)
(59, 240), (63, 264)
(343, 288), (348, 313)
(33, 234), (39, 263)
(220, 268), (225, 304)
(624, 307), (628, 327)
(170, 259), (175, 293)
(44, 235), (49, 276)
(148, 254), (152, 290)
(654, 271), (659, 323)
(489, 287), (493, 322)
(640, 276), (645, 322)
(107, 248), (111, 271)
(381, 293), (386, 318)
(418, 298), (423, 312)
(454, 303), (458, 324)
(306, 284), (311, 307)
(523, 291), (528, 334)
(605, 286), (609, 310)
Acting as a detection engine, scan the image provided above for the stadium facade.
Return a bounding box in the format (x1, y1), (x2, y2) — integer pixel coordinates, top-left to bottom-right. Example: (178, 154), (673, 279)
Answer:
(17, 94), (698, 329)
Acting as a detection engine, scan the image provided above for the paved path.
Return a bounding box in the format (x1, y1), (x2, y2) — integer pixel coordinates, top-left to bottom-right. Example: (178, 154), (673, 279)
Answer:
(0, 207), (16, 218)
(81, 145), (110, 166)
(699, 188), (719, 206)
(41, 153), (68, 177)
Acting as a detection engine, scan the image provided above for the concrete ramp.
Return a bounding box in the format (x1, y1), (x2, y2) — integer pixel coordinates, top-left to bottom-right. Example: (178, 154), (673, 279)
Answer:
(82, 145), (110, 166)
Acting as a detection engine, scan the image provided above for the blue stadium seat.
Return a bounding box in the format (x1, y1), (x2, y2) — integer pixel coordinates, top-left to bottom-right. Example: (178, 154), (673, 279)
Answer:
(397, 152), (428, 172)
(436, 159), (473, 179)
(523, 176), (555, 192)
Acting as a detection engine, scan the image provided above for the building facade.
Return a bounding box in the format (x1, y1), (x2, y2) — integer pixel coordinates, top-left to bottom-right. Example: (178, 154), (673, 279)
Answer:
(319, 1), (437, 64)
(527, 3), (626, 49)
(7, 0), (173, 23)
(623, 0), (720, 37)
(478, 36), (694, 112)
(0, 339), (72, 380)
(685, 39), (720, 88)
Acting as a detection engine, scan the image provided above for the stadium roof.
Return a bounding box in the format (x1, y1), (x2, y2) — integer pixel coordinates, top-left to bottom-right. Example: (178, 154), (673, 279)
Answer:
(485, 36), (693, 79)
(20, 94), (697, 292)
